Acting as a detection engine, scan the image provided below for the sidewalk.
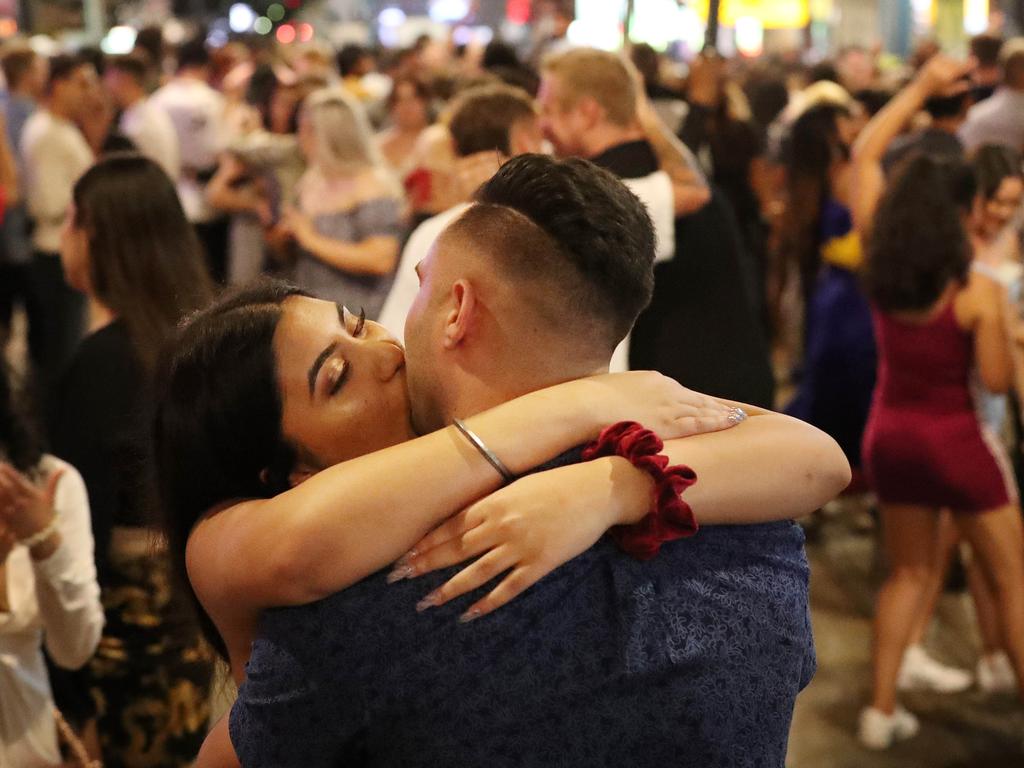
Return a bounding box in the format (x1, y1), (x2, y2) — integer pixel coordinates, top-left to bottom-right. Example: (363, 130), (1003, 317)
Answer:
(788, 506), (1023, 767)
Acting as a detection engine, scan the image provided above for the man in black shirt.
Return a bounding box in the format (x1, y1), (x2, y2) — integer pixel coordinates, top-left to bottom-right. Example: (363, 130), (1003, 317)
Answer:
(537, 48), (774, 408)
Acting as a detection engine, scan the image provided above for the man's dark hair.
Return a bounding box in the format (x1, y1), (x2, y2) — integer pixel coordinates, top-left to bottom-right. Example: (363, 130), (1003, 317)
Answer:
(1, 46), (37, 91)
(448, 154), (655, 351)
(46, 54), (88, 93)
(971, 34), (1003, 67)
(106, 53), (149, 85)
(447, 84), (535, 157)
(176, 38), (210, 71)
(924, 86), (971, 119)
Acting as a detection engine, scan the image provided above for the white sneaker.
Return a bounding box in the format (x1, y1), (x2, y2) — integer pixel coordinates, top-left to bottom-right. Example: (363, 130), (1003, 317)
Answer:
(977, 651), (1018, 694)
(858, 705), (920, 750)
(897, 644), (973, 693)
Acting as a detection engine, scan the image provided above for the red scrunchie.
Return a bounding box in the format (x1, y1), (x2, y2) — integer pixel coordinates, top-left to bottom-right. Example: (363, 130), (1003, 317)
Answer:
(582, 421), (698, 560)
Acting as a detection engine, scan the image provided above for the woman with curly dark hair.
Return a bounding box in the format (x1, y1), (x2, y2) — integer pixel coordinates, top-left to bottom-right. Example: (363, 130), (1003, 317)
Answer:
(852, 55), (1024, 750)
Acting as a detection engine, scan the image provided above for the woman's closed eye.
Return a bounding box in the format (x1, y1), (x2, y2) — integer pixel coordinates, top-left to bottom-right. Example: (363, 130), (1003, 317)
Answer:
(326, 357), (350, 396)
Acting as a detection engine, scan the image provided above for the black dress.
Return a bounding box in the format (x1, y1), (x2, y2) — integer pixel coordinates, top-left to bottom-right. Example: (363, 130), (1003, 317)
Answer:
(49, 319), (215, 767)
(591, 140), (775, 408)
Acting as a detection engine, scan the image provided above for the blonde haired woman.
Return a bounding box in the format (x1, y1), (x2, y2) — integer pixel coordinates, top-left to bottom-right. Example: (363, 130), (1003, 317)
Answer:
(283, 87), (405, 318)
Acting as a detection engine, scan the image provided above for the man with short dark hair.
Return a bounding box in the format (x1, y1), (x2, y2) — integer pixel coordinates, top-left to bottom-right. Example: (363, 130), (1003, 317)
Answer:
(970, 33), (1004, 102)
(0, 44), (46, 342)
(20, 54), (95, 403)
(377, 82), (677, 358)
(960, 37), (1024, 153)
(882, 78), (969, 174)
(151, 39), (228, 281)
(104, 55), (180, 180)
(224, 155), (831, 767)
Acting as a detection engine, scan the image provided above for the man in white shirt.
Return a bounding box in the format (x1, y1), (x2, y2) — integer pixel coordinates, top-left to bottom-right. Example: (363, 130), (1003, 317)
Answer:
(104, 54), (180, 181)
(378, 83), (686, 372)
(960, 37), (1024, 154)
(20, 54), (95, 403)
(151, 39), (228, 282)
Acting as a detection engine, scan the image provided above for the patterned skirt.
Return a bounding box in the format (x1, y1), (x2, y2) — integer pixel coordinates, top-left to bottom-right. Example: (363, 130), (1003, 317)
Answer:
(52, 528), (216, 767)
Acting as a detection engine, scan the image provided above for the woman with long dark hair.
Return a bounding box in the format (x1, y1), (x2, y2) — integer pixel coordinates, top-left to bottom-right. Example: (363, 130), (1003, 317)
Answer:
(49, 153), (216, 766)
(853, 56), (1024, 749)
(778, 100), (877, 479)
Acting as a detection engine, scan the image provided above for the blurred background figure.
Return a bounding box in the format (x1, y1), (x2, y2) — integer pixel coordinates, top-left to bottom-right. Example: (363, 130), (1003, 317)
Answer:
(49, 153), (215, 766)
(151, 38), (229, 283)
(283, 88), (403, 318)
(0, 359), (102, 768)
(103, 54), (180, 180)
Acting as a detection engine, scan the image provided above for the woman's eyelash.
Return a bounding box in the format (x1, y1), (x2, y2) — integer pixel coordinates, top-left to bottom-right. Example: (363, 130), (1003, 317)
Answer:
(354, 307), (366, 337)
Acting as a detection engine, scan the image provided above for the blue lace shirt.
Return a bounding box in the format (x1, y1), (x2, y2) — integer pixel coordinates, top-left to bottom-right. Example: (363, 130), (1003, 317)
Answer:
(230, 459), (815, 767)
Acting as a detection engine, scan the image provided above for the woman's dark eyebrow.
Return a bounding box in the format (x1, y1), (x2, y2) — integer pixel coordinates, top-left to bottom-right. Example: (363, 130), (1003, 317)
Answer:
(308, 343), (339, 399)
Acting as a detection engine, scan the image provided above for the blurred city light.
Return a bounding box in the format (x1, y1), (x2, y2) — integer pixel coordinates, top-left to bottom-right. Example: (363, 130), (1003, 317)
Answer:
(964, 0), (989, 34)
(735, 16), (764, 57)
(254, 16), (273, 35)
(276, 23), (296, 43)
(229, 3), (257, 34)
(430, 0), (470, 24)
(100, 25), (137, 55)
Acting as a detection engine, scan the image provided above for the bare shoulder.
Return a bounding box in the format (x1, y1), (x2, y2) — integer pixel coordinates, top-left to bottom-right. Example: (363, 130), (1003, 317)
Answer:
(954, 271), (1002, 328)
(185, 498), (263, 602)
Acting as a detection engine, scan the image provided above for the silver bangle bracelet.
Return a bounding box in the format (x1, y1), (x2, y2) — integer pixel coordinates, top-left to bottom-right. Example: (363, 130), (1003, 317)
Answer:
(452, 418), (515, 485)
(20, 514), (60, 550)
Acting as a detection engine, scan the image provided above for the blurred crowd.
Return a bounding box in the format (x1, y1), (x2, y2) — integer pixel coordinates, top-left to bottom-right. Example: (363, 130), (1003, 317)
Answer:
(2, 13), (1024, 766)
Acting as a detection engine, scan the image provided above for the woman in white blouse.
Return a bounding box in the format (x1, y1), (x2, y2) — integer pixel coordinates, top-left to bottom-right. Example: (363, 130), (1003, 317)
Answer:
(0, 364), (103, 768)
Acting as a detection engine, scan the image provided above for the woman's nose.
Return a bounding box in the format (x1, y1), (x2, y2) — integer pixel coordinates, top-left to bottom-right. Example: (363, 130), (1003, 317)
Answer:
(372, 339), (406, 383)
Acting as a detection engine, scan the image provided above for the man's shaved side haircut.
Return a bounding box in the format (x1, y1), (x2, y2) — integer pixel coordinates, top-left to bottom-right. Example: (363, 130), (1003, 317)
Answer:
(444, 154), (655, 351)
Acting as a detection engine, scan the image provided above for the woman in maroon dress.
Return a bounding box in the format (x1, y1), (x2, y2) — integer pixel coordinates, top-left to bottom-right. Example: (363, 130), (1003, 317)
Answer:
(852, 55), (1024, 750)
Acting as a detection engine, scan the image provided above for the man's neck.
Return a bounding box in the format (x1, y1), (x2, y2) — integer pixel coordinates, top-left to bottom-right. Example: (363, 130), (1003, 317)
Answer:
(444, 359), (610, 423)
(582, 124), (646, 161)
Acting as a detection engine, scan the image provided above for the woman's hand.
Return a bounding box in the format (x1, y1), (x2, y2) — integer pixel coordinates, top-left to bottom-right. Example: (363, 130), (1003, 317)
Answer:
(0, 463), (63, 542)
(577, 371), (744, 441)
(389, 457), (650, 621)
(915, 54), (974, 98)
(280, 206), (317, 246)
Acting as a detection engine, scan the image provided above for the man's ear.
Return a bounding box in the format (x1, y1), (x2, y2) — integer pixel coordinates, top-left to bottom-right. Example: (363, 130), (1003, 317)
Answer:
(443, 278), (476, 350)
(577, 96), (605, 131)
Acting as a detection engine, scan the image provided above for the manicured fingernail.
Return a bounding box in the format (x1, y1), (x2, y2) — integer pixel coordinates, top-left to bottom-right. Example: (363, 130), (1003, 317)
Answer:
(416, 591), (440, 612)
(387, 565), (415, 584)
(396, 549), (418, 569)
(459, 608), (482, 623)
(728, 407), (747, 424)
